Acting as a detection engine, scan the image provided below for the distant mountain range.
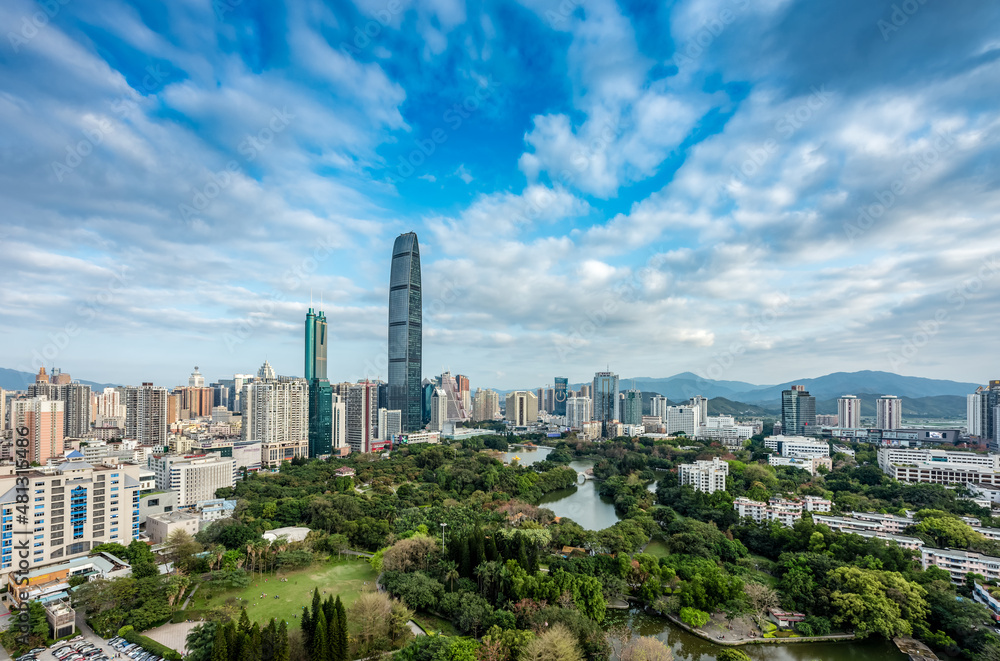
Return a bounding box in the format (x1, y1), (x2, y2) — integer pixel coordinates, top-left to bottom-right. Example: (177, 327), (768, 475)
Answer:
(0, 367), (118, 391)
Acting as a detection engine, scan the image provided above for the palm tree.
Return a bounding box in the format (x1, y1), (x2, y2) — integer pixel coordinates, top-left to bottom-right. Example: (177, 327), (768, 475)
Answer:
(443, 560), (460, 592)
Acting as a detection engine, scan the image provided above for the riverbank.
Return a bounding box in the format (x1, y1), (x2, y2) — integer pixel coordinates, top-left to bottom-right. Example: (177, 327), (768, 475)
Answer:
(664, 612), (857, 647)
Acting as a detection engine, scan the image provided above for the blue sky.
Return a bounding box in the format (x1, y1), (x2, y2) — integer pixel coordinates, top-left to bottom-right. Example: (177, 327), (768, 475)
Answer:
(1, 0), (999, 391)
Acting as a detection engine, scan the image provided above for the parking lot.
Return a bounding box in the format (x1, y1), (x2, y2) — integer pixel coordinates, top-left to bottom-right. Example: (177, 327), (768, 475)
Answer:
(15, 633), (169, 661)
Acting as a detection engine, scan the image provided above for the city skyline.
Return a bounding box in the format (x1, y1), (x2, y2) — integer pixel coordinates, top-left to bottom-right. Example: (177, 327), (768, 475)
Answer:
(2, 2), (1000, 389)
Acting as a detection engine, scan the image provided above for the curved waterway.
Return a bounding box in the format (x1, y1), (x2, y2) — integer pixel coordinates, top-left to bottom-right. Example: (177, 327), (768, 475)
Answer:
(499, 447), (907, 661)
(503, 446), (621, 531)
(605, 610), (907, 661)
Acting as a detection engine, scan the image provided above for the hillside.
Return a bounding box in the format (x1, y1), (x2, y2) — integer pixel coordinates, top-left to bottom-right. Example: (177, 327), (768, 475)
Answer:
(815, 393), (967, 419)
(0, 367), (118, 391)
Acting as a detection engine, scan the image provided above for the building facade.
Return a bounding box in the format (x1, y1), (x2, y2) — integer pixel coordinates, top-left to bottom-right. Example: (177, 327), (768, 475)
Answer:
(678, 457), (729, 493)
(781, 386), (816, 436)
(837, 395), (862, 429)
(147, 454), (235, 508)
(13, 397), (65, 464)
(347, 381), (379, 453)
(472, 388), (500, 421)
(553, 377), (568, 416)
(592, 372), (619, 436)
(505, 391), (538, 427)
(566, 396), (591, 429)
(621, 389), (642, 425)
(876, 395), (903, 430)
(125, 383), (168, 445)
(388, 232), (423, 432)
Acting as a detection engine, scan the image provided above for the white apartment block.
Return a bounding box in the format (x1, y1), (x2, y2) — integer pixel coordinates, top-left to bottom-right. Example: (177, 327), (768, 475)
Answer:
(678, 457), (728, 493)
(768, 454), (833, 475)
(921, 547), (1000, 583)
(877, 395), (903, 430)
(649, 396), (668, 421)
(430, 388), (448, 432)
(505, 391), (539, 427)
(241, 377), (308, 445)
(580, 421), (602, 441)
(147, 454), (235, 508)
(837, 395), (862, 429)
(733, 497), (802, 527)
(566, 396), (591, 429)
(803, 496), (832, 512)
(472, 388), (501, 421)
(377, 408), (402, 441)
(764, 435), (830, 458)
(705, 415), (735, 429)
(0, 458), (141, 578)
(145, 510), (200, 545)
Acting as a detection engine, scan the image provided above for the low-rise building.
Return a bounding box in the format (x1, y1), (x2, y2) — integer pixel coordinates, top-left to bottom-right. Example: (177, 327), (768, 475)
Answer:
(973, 582), (1000, 622)
(832, 444), (855, 458)
(733, 497), (813, 527)
(803, 496), (832, 512)
(138, 490), (178, 526)
(262, 438), (309, 469)
(197, 498), (237, 525)
(262, 526), (311, 543)
(4, 551), (131, 610)
(768, 454), (832, 475)
(764, 435), (830, 458)
(878, 448), (1000, 486)
(146, 510), (200, 545)
(400, 431), (441, 445)
(921, 547), (1000, 583)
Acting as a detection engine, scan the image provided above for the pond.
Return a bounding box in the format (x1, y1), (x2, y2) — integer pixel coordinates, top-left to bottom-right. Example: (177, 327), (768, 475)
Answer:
(501, 446), (621, 531)
(604, 609), (907, 661)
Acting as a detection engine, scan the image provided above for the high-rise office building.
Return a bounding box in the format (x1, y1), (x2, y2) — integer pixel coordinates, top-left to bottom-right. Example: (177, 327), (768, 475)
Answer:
(14, 397), (65, 464)
(876, 395), (903, 430)
(781, 386), (816, 436)
(305, 308), (334, 456)
(553, 377), (568, 416)
(455, 375), (471, 413)
(592, 372), (619, 436)
(838, 395), (862, 428)
(430, 388), (448, 432)
(188, 366), (206, 388)
(125, 383), (168, 445)
(347, 381), (379, 453)
(621, 388), (642, 425)
(665, 405), (698, 436)
(579, 384), (591, 399)
(566, 396), (591, 429)
(968, 381), (1000, 440)
(505, 391), (538, 427)
(388, 232), (422, 432)
(421, 380), (435, 426)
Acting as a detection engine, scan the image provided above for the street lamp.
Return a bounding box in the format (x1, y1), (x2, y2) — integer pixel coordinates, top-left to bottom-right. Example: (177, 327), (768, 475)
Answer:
(440, 522), (447, 552)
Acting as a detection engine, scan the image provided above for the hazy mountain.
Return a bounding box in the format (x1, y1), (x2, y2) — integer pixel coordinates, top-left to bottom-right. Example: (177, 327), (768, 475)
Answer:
(0, 367), (118, 391)
(815, 394), (967, 419)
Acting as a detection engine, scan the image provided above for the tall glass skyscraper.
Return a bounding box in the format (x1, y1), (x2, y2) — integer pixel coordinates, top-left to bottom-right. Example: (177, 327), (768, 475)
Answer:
(781, 385), (816, 436)
(553, 377), (568, 416)
(592, 371), (619, 437)
(305, 308), (333, 456)
(388, 232), (422, 431)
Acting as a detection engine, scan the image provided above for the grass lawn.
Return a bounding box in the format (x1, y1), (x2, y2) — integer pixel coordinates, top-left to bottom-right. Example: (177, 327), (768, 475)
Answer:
(187, 558), (378, 627)
(642, 540), (670, 558)
(411, 612), (459, 636)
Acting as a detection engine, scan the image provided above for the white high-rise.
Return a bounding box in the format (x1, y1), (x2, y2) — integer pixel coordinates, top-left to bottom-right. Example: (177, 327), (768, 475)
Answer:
(331, 395), (347, 449)
(241, 373), (309, 445)
(430, 388), (448, 432)
(969, 392), (984, 437)
(678, 457), (729, 493)
(378, 408), (402, 441)
(650, 395), (668, 421)
(188, 366), (206, 388)
(566, 396), (591, 429)
(505, 391), (538, 427)
(877, 395), (903, 430)
(689, 396), (708, 427)
(838, 395), (862, 429)
(472, 388), (500, 421)
(665, 405), (699, 436)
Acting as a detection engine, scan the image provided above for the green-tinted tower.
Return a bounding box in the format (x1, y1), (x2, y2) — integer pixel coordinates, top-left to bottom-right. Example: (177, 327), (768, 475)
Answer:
(306, 308), (333, 456)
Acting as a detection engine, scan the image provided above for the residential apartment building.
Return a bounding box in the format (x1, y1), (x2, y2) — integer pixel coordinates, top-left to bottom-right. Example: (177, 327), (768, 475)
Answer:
(472, 388), (501, 421)
(347, 381), (379, 453)
(837, 395), (862, 429)
(241, 375), (308, 445)
(430, 388), (448, 432)
(649, 395), (668, 421)
(13, 397), (65, 464)
(377, 408), (402, 441)
(921, 547), (1000, 583)
(734, 495), (832, 527)
(0, 457), (141, 578)
(147, 453), (235, 508)
(678, 457), (728, 494)
(125, 383), (168, 445)
(566, 396), (591, 429)
(876, 395), (903, 430)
